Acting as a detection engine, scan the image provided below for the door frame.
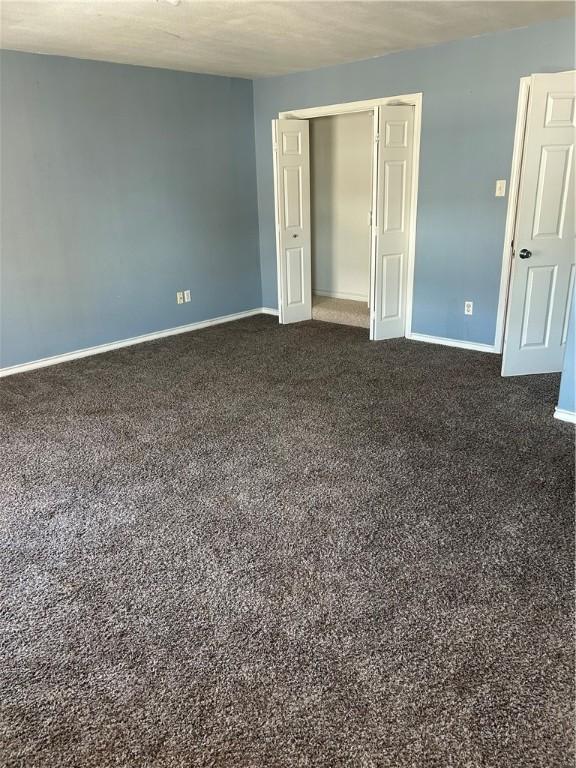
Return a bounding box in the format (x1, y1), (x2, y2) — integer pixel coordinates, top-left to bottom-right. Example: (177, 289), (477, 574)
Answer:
(275, 93), (423, 338)
(494, 76), (531, 355)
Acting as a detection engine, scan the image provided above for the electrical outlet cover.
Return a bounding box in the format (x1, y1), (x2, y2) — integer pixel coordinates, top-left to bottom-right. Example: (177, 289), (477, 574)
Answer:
(464, 301), (473, 316)
(177, 292), (184, 304)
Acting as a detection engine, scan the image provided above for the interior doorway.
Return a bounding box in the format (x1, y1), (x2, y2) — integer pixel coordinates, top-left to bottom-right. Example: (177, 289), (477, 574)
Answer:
(272, 94), (422, 341)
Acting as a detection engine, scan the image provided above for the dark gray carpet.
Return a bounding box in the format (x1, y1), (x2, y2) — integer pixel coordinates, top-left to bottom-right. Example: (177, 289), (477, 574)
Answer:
(1, 315), (574, 768)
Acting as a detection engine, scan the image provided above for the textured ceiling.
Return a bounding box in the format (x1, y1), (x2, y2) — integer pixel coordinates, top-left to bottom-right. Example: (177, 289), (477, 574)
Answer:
(1, 1), (573, 79)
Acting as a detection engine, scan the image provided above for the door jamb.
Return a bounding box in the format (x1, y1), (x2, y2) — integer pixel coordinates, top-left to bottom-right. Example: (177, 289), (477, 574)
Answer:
(271, 120), (285, 324)
(369, 105), (380, 340)
(494, 76), (531, 354)
(276, 93), (422, 337)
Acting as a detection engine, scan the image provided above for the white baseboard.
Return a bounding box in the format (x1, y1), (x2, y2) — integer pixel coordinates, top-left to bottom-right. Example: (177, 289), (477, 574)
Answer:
(313, 289), (369, 303)
(406, 332), (497, 354)
(554, 407), (576, 424)
(0, 307), (278, 378)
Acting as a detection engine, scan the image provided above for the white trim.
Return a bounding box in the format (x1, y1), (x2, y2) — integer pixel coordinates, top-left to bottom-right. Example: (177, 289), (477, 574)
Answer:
(554, 407), (576, 424)
(0, 308), (276, 378)
(407, 332), (497, 354)
(276, 92), (422, 340)
(279, 93), (423, 120)
(313, 289), (368, 302)
(369, 105), (379, 341)
(404, 93), (422, 338)
(495, 76), (531, 354)
(271, 119), (285, 325)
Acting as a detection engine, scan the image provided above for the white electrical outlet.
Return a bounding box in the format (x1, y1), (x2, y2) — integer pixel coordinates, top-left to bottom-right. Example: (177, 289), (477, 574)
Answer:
(464, 301), (473, 316)
(184, 290), (191, 303)
(176, 291), (184, 304)
(495, 179), (506, 197)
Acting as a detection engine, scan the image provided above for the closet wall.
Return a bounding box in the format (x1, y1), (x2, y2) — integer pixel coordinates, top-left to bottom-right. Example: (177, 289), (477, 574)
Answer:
(310, 111), (373, 302)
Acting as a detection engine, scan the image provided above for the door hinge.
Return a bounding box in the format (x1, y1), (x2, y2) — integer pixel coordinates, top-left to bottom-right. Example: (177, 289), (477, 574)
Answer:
(511, 239), (515, 258)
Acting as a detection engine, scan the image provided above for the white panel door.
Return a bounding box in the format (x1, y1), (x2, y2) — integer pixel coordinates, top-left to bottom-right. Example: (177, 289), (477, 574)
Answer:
(502, 71), (575, 376)
(371, 106), (414, 340)
(272, 119), (312, 324)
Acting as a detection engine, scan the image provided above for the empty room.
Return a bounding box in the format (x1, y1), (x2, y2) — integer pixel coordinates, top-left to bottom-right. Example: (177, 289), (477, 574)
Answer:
(1, 2), (575, 766)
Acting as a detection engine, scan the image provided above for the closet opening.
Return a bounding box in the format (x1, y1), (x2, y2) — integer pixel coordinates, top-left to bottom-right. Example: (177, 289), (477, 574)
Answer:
(310, 111), (372, 332)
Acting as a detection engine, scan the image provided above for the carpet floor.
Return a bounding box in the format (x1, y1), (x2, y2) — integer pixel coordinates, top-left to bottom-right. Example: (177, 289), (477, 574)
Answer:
(1, 315), (574, 768)
(312, 295), (370, 329)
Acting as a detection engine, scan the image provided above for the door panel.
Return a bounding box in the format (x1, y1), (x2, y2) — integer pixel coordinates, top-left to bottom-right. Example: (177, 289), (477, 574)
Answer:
(383, 161), (406, 232)
(385, 120), (408, 148)
(372, 106), (414, 340)
(272, 119), (311, 324)
(520, 266), (556, 347)
(532, 145), (572, 238)
(283, 167), (303, 228)
(286, 247), (304, 305)
(545, 93), (575, 127)
(380, 253), (403, 320)
(502, 71), (576, 375)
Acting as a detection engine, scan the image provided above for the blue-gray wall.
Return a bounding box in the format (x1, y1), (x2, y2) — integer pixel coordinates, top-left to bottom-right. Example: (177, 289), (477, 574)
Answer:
(253, 18), (575, 345)
(0, 52), (261, 368)
(558, 293), (575, 415)
(2, 20), (575, 369)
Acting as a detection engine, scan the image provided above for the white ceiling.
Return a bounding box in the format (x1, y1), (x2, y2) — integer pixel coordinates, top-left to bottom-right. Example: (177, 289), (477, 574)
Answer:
(1, 1), (573, 79)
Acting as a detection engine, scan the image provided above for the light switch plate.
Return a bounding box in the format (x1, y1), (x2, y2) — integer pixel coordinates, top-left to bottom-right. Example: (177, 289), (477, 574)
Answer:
(495, 179), (506, 197)
(184, 290), (191, 303)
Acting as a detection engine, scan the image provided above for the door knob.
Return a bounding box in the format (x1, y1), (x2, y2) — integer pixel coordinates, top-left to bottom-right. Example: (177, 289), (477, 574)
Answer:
(519, 248), (532, 259)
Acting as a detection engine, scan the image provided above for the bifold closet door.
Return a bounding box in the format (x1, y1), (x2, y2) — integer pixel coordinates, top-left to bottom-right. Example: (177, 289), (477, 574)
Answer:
(272, 119), (312, 324)
(371, 105), (414, 341)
